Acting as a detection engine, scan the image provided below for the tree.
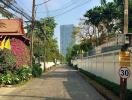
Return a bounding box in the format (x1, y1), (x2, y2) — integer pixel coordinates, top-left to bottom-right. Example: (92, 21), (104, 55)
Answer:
(66, 47), (72, 64)
(100, 0), (106, 6)
(71, 44), (80, 58)
(80, 39), (93, 53)
(72, 26), (80, 38)
(26, 17), (61, 66)
(45, 38), (60, 64)
(129, 0), (132, 32)
(113, 0), (124, 32)
(83, 0), (126, 46)
(84, 6), (104, 45)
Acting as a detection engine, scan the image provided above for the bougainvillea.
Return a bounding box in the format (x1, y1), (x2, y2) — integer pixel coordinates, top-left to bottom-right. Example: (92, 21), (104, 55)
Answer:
(11, 38), (30, 67)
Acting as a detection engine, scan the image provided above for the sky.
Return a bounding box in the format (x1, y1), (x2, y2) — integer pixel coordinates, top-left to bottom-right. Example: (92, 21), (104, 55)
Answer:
(15, 0), (113, 49)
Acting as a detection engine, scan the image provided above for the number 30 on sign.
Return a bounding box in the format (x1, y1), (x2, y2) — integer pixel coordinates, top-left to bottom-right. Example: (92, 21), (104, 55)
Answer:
(119, 67), (131, 79)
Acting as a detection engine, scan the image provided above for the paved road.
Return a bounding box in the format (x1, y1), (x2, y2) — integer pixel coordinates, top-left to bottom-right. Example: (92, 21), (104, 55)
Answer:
(0, 65), (105, 100)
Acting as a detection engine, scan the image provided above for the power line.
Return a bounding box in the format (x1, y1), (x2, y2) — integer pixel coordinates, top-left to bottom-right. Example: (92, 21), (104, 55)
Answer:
(36, 0), (77, 13)
(52, 0), (91, 18)
(16, 0), (32, 14)
(35, 0), (51, 6)
(0, 0), (31, 21)
(10, 2), (31, 19)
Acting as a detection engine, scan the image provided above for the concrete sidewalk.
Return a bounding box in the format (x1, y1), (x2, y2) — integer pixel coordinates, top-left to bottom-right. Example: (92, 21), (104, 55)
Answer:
(0, 65), (105, 100)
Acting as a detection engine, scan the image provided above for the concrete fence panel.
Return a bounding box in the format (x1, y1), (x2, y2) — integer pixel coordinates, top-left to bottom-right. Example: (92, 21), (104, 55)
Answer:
(72, 50), (132, 89)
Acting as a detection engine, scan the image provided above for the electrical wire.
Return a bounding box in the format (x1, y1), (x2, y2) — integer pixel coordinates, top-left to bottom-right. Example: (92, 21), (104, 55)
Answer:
(0, 0), (32, 21)
(16, 0), (32, 13)
(36, 0), (77, 13)
(9, 2), (31, 18)
(52, 0), (91, 18)
(35, 0), (51, 6)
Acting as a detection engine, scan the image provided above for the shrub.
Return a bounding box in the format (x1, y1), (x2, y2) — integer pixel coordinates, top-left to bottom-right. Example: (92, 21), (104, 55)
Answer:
(32, 63), (42, 77)
(3, 49), (16, 68)
(17, 65), (32, 81)
(0, 65), (32, 85)
(12, 73), (20, 84)
(0, 71), (13, 85)
(0, 49), (16, 72)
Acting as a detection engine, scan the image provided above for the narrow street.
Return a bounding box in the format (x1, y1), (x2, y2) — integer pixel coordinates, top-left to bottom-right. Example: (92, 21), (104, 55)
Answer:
(0, 65), (105, 100)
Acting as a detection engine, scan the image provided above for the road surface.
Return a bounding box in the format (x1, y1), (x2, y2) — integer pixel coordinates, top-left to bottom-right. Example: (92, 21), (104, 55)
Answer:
(0, 65), (105, 100)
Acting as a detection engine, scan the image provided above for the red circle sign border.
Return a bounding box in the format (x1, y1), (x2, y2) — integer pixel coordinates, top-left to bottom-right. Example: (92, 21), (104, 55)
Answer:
(118, 67), (131, 79)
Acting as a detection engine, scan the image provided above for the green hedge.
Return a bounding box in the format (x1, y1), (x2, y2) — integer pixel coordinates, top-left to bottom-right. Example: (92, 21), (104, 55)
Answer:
(79, 68), (132, 100)
(32, 63), (42, 77)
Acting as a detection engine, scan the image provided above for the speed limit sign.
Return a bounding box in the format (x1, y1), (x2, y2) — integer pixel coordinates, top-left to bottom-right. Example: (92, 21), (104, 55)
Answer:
(119, 67), (131, 79)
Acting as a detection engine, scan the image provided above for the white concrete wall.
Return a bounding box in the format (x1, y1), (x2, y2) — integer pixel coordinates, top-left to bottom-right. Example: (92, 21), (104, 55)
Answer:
(40, 62), (60, 71)
(72, 50), (132, 89)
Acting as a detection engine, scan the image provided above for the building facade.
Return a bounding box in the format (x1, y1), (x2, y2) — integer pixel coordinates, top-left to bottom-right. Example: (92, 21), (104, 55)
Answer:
(60, 24), (74, 56)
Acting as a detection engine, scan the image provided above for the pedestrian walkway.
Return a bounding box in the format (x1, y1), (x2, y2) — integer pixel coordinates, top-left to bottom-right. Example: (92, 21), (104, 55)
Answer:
(0, 65), (105, 100)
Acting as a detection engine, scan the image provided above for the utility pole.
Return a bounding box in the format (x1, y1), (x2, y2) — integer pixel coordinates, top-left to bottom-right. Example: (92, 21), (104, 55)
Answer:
(30, 0), (35, 67)
(124, 0), (128, 34)
(120, 0), (128, 100)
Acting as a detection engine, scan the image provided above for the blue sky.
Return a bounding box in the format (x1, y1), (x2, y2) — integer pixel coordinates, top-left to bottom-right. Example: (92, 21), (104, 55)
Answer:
(16, 0), (113, 48)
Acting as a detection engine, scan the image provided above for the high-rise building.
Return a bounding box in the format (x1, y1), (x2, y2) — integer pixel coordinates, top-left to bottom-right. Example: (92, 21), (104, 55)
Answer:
(60, 24), (74, 56)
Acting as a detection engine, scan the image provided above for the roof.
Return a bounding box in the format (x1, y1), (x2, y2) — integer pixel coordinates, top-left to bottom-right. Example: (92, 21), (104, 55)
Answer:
(0, 19), (25, 35)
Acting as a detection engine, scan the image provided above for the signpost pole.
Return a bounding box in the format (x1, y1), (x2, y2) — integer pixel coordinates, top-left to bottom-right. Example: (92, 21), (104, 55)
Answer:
(120, 0), (129, 98)
(119, 51), (130, 100)
(120, 78), (127, 100)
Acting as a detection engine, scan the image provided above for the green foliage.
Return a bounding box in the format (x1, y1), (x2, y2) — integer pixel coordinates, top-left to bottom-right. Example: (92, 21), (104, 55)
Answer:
(0, 65), (32, 85)
(0, 51), (4, 63)
(100, 0), (106, 6)
(0, 49), (16, 68)
(71, 44), (80, 58)
(66, 47), (72, 64)
(0, 71), (13, 85)
(0, 49), (32, 86)
(33, 37), (43, 58)
(129, 0), (132, 32)
(34, 17), (57, 38)
(45, 38), (60, 63)
(79, 68), (132, 100)
(17, 65), (32, 81)
(26, 17), (60, 63)
(66, 41), (93, 63)
(32, 63), (42, 77)
(72, 27), (80, 38)
(80, 41), (93, 52)
(84, 6), (104, 26)
(58, 54), (65, 64)
(83, 0), (126, 46)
